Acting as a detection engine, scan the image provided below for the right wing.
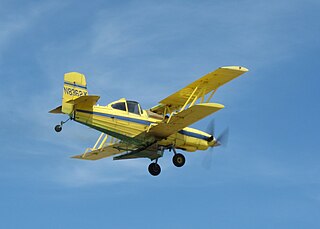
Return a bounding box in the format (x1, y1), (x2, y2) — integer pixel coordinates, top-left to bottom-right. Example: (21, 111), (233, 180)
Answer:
(150, 66), (248, 114)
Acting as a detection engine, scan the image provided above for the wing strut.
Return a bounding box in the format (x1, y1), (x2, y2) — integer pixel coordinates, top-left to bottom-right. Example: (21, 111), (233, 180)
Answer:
(80, 133), (118, 159)
(180, 86), (199, 111)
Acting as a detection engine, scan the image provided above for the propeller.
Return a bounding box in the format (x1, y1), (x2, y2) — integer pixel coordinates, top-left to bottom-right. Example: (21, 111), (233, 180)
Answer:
(202, 119), (229, 169)
(216, 127), (229, 147)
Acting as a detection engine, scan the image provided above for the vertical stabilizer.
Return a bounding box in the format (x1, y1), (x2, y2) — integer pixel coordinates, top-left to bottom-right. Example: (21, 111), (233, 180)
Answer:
(62, 72), (88, 114)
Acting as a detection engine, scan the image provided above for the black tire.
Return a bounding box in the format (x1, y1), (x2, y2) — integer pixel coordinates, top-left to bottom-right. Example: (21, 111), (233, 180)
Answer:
(173, 153), (185, 167)
(55, 125), (62, 132)
(148, 163), (161, 176)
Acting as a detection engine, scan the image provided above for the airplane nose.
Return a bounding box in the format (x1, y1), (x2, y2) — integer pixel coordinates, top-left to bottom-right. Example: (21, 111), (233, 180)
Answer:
(207, 138), (217, 147)
(214, 140), (221, 147)
(207, 137), (222, 148)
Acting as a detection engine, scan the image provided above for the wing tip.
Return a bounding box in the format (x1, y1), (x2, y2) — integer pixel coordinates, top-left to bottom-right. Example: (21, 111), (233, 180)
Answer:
(220, 66), (249, 72)
(198, 103), (224, 109)
(209, 103), (225, 109)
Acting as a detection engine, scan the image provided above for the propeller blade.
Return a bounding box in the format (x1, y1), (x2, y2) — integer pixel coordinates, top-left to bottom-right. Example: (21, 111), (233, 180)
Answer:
(202, 147), (213, 170)
(206, 119), (215, 137)
(202, 120), (229, 169)
(217, 127), (229, 147)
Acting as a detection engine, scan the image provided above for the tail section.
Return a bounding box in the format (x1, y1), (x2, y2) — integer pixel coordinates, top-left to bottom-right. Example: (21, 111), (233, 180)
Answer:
(62, 72), (88, 114)
(49, 72), (100, 115)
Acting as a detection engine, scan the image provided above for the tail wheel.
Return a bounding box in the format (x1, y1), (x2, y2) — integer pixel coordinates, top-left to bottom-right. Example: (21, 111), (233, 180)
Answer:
(148, 163), (161, 176)
(54, 125), (62, 132)
(54, 118), (71, 133)
(173, 153), (185, 167)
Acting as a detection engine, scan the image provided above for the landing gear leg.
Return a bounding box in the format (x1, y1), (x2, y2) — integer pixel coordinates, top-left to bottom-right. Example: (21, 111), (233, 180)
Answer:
(148, 159), (161, 176)
(54, 118), (70, 133)
(172, 147), (185, 167)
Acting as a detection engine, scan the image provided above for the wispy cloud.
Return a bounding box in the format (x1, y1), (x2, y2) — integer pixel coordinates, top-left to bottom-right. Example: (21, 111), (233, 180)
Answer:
(53, 159), (148, 187)
(0, 1), (66, 57)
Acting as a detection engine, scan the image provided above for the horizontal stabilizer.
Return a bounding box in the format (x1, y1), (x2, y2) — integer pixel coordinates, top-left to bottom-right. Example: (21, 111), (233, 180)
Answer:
(49, 105), (63, 114)
(67, 95), (100, 106)
(65, 95), (100, 111)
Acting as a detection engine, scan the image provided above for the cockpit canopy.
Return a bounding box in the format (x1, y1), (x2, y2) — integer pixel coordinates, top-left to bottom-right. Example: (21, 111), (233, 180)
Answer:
(110, 99), (143, 115)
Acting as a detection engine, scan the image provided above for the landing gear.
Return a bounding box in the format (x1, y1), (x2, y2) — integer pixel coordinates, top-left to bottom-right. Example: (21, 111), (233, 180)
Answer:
(54, 118), (71, 133)
(148, 162), (161, 176)
(171, 147), (185, 167)
(172, 153), (185, 167)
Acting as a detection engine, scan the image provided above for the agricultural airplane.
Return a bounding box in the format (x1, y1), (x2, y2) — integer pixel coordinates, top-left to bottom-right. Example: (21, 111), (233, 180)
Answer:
(50, 66), (248, 176)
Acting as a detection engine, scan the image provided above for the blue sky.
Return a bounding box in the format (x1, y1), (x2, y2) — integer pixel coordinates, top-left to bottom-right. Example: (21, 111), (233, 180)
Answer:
(1, 0), (320, 228)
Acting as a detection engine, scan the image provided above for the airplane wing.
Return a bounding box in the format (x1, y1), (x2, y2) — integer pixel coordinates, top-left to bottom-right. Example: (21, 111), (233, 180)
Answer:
(149, 103), (224, 138)
(72, 141), (137, 160)
(72, 139), (159, 161)
(113, 143), (161, 161)
(150, 66), (248, 114)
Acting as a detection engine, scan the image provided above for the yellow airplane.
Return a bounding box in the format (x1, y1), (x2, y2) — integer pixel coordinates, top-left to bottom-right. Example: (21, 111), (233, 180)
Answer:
(50, 66), (249, 176)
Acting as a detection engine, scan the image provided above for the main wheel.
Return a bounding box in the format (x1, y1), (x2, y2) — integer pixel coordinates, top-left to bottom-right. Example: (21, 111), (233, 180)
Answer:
(173, 153), (185, 167)
(54, 125), (62, 132)
(148, 163), (161, 176)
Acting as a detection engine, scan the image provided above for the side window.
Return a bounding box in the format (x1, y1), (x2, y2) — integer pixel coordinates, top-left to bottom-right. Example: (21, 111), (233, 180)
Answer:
(111, 102), (126, 111)
(127, 101), (140, 115)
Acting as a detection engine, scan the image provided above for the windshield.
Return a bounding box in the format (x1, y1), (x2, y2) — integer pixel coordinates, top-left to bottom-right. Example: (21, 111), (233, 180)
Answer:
(127, 101), (140, 115)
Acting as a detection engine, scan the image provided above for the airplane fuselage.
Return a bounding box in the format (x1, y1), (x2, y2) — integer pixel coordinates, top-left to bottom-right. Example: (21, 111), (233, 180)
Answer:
(73, 104), (213, 152)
